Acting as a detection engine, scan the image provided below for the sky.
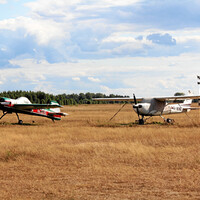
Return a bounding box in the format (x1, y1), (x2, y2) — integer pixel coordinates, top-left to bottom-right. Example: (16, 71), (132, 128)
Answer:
(0, 0), (200, 97)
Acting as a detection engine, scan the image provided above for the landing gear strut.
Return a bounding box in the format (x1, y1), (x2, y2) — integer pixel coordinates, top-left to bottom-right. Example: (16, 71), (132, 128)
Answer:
(138, 118), (144, 125)
(0, 112), (23, 124)
(16, 113), (23, 124)
(139, 119), (144, 125)
(133, 94), (145, 125)
(0, 111), (7, 120)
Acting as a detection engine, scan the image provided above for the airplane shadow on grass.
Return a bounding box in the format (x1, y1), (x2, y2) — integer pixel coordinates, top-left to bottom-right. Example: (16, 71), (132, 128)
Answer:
(0, 122), (39, 126)
(93, 119), (200, 128)
(93, 121), (171, 128)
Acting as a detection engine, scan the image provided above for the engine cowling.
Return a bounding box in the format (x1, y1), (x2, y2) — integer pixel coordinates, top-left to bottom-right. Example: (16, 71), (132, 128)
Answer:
(133, 104), (142, 109)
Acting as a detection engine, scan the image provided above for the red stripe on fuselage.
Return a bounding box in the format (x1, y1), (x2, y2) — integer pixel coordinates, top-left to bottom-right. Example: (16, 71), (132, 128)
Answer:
(5, 101), (13, 107)
(32, 109), (48, 115)
(32, 109), (61, 119)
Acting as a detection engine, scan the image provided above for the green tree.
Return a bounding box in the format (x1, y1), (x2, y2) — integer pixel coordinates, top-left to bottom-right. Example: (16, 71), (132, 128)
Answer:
(174, 92), (185, 96)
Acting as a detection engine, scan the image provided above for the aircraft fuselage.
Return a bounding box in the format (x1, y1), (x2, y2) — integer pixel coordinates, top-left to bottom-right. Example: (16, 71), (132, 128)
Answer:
(133, 98), (187, 116)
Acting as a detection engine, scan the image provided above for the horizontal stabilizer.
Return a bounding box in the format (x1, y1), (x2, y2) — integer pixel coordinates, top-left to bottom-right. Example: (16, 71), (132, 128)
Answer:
(48, 112), (68, 116)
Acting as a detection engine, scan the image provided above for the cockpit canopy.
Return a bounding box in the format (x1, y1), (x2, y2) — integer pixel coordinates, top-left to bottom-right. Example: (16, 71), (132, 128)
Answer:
(0, 97), (31, 104)
(15, 97), (31, 104)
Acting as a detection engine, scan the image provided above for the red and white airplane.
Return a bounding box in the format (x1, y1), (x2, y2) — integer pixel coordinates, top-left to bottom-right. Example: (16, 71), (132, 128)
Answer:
(0, 97), (68, 124)
(93, 92), (200, 124)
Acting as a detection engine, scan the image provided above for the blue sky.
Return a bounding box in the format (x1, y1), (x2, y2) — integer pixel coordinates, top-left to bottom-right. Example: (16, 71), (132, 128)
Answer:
(0, 0), (200, 96)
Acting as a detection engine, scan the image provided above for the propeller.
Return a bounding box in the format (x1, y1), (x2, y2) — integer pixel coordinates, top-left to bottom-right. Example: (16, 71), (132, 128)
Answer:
(133, 94), (140, 118)
(132, 94), (144, 124)
(108, 94), (144, 124)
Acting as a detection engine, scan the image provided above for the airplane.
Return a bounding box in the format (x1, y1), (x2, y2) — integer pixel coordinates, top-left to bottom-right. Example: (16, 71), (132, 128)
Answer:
(0, 96), (68, 124)
(93, 92), (200, 124)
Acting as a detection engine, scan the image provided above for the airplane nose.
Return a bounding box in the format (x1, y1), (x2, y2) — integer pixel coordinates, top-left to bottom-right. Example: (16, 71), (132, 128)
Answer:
(133, 104), (142, 109)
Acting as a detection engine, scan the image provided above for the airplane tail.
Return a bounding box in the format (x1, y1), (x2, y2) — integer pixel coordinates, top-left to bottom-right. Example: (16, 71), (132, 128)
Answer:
(182, 98), (192, 105)
(49, 101), (61, 113)
(180, 91), (193, 112)
(182, 90), (192, 106)
(47, 101), (68, 120)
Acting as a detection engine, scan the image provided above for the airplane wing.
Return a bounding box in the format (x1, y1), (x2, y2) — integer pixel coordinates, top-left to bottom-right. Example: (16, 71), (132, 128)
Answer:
(92, 97), (143, 102)
(47, 112), (68, 116)
(154, 95), (200, 101)
(0, 105), (65, 120)
(93, 95), (200, 102)
(11, 104), (62, 110)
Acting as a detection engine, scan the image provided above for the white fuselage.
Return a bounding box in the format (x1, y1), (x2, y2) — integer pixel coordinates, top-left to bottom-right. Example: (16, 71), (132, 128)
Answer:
(133, 99), (191, 116)
(0, 97), (31, 106)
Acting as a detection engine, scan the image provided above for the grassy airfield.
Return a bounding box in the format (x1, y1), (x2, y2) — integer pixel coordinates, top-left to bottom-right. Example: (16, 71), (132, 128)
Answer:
(0, 104), (200, 200)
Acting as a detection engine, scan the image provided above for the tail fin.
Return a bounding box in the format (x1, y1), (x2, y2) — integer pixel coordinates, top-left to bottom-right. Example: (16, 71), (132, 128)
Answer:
(183, 90), (192, 106)
(47, 101), (68, 120)
(50, 101), (61, 113)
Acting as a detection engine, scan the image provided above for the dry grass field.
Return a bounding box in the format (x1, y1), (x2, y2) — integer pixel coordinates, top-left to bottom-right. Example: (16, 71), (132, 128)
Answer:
(0, 104), (200, 200)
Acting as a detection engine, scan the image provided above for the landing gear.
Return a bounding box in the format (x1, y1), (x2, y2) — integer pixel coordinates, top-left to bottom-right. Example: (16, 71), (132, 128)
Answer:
(0, 111), (7, 120)
(133, 94), (145, 125)
(0, 112), (24, 124)
(18, 120), (23, 125)
(16, 113), (23, 125)
(138, 118), (144, 125)
(135, 115), (145, 125)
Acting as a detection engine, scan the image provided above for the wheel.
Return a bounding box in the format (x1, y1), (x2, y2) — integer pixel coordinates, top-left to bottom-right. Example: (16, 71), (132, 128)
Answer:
(166, 118), (173, 123)
(138, 119), (144, 125)
(18, 120), (23, 125)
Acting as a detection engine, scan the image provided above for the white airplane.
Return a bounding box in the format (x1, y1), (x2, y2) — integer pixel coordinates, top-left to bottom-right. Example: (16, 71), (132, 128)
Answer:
(93, 92), (200, 124)
(0, 96), (68, 124)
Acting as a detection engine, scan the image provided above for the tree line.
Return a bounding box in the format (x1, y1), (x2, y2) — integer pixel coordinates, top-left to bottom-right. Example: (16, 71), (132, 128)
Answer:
(0, 90), (128, 105)
(1, 90), (195, 105)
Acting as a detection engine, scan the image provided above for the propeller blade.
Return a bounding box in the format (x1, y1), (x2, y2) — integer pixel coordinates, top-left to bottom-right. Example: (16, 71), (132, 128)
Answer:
(133, 93), (137, 105)
(133, 94), (140, 119)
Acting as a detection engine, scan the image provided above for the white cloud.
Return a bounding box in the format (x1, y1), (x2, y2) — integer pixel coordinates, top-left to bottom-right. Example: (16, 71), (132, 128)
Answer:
(26, 0), (141, 12)
(88, 77), (101, 82)
(0, 53), (197, 95)
(0, 0), (200, 96)
(72, 77), (81, 81)
(173, 29), (200, 44)
(100, 85), (134, 96)
(0, 0), (6, 4)
(33, 81), (55, 94)
(98, 0), (141, 6)
(0, 47), (7, 52)
(0, 16), (68, 45)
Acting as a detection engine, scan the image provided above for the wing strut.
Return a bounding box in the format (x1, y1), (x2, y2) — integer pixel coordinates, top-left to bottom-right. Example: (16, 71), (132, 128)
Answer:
(109, 103), (127, 122)
(16, 113), (23, 124)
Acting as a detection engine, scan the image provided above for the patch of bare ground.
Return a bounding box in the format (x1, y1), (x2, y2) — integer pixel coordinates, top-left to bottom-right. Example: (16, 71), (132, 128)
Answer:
(0, 104), (200, 199)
